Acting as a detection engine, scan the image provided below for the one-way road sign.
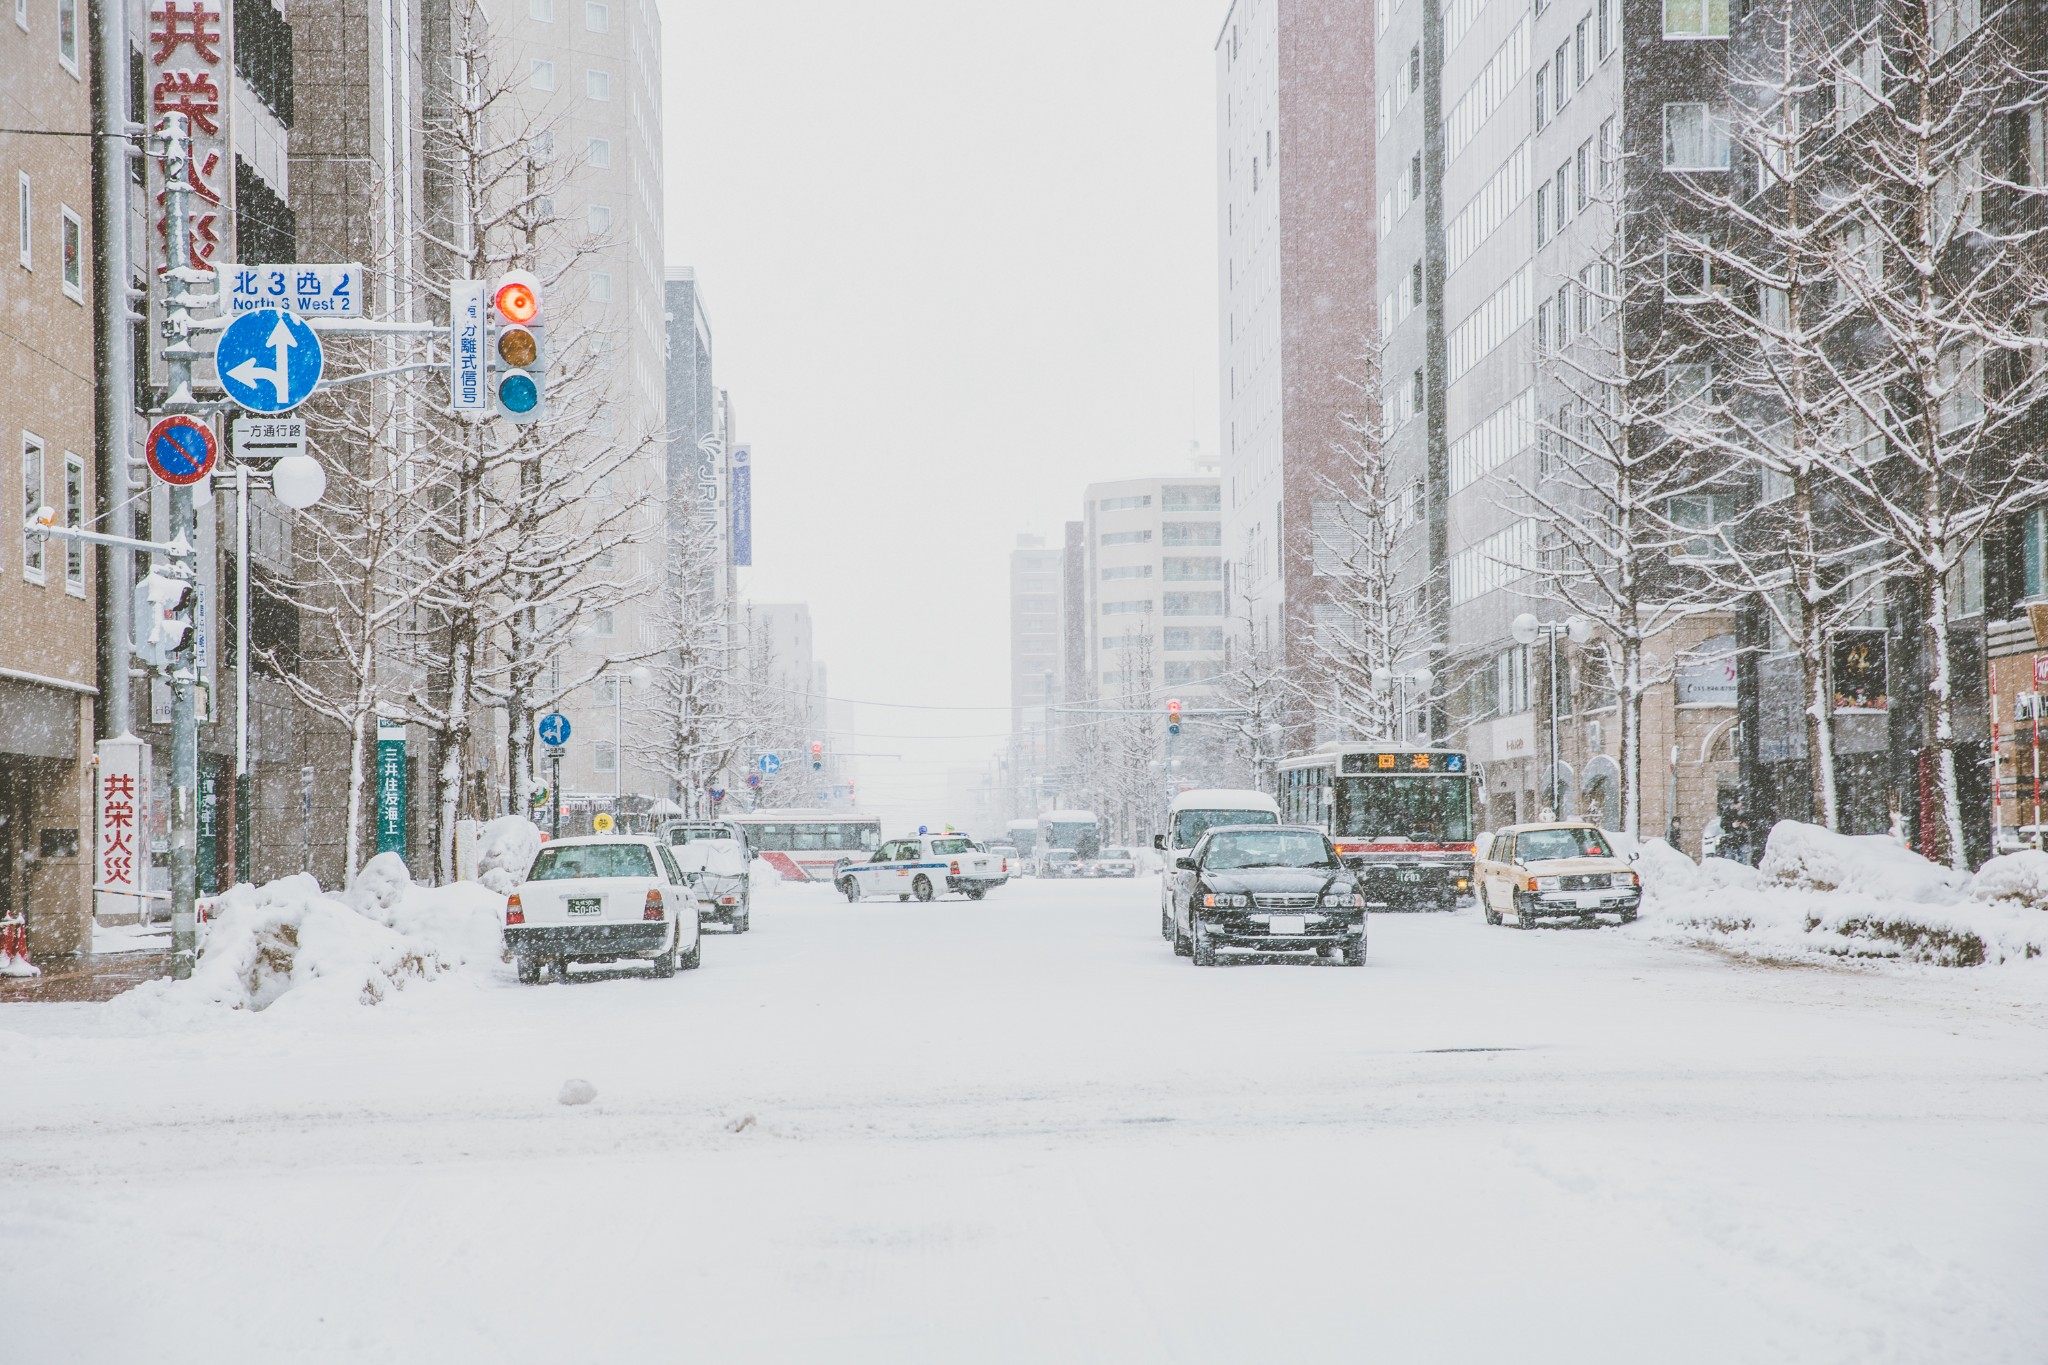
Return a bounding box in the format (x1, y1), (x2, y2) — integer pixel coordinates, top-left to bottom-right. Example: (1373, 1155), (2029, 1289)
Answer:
(217, 308), (324, 413)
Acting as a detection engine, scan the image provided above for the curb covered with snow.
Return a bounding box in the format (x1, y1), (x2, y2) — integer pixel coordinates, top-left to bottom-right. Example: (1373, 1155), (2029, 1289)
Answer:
(1632, 823), (2048, 967)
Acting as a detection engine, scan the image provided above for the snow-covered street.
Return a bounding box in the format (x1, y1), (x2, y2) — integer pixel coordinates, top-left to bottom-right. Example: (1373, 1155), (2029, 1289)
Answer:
(4, 874), (2045, 1363)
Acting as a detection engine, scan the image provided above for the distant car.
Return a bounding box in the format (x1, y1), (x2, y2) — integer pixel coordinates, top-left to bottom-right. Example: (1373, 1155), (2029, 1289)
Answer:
(1089, 847), (1138, 878)
(505, 835), (702, 982)
(835, 834), (1011, 902)
(661, 819), (754, 932)
(989, 843), (1020, 865)
(1474, 822), (1642, 928)
(1039, 849), (1085, 879)
(1167, 824), (1367, 966)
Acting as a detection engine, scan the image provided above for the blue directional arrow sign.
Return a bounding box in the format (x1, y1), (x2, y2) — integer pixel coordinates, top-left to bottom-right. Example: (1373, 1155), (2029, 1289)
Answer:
(758, 753), (781, 775)
(217, 307), (324, 413)
(537, 713), (572, 747)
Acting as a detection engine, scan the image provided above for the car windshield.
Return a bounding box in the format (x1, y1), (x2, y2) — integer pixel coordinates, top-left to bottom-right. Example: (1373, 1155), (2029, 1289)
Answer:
(527, 843), (657, 880)
(1515, 827), (1611, 862)
(1334, 776), (1473, 842)
(931, 837), (974, 855)
(667, 826), (730, 844)
(1202, 830), (1336, 870)
(1173, 807), (1278, 846)
(1046, 851), (1077, 863)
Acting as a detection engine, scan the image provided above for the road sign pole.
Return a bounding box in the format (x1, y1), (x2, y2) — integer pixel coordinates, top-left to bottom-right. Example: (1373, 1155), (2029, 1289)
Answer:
(550, 749), (564, 841)
(153, 112), (206, 980)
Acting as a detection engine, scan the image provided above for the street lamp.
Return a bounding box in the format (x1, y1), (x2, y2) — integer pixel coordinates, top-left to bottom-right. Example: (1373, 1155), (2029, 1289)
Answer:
(1371, 665), (1435, 744)
(1511, 612), (1593, 818)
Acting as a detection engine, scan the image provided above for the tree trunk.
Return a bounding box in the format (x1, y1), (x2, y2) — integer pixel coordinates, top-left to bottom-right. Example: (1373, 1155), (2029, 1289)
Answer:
(1924, 570), (1968, 871)
(1619, 635), (1642, 836)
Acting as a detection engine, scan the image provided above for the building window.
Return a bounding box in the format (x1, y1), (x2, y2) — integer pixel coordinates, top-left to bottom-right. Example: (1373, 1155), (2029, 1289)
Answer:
(1163, 556), (1223, 581)
(590, 270), (611, 302)
(2024, 508), (2048, 601)
(17, 172), (30, 268)
(1836, 37), (1883, 130)
(57, 0), (78, 71)
(1597, 0), (1613, 56)
(1663, 103), (1731, 170)
(63, 453), (84, 593)
(13, 0), (25, 32)
(1663, 0), (1729, 37)
(1555, 166), (1569, 231)
(1948, 540), (1984, 618)
(585, 0), (608, 29)
(1098, 494), (1152, 511)
(1553, 43), (1570, 109)
(21, 433), (45, 581)
(1669, 494), (1736, 559)
(1575, 140), (1591, 210)
(1932, 0), (1979, 52)
(1100, 564), (1153, 581)
(587, 136), (611, 167)
(595, 741), (618, 773)
(1535, 182), (1550, 245)
(1162, 521), (1222, 546)
(1101, 599), (1152, 616)
(529, 58), (555, 89)
(1535, 66), (1548, 131)
(1574, 16), (1588, 84)
(1665, 239), (1710, 297)
(530, 0), (552, 17)
(1163, 592), (1225, 617)
(1100, 529), (1153, 546)
(587, 203), (612, 234)
(587, 69), (611, 100)
(1164, 627), (1226, 651)
(1408, 42), (1421, 93)
(594, 608), (615, 636)
(1598, 117), (1616, 186)
(59, 206), (82, 300)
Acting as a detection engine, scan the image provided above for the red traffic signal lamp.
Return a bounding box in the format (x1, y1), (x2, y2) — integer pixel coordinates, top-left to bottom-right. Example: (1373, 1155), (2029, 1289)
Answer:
(811, 740), (824, 771)
(490, 269), (545, 423)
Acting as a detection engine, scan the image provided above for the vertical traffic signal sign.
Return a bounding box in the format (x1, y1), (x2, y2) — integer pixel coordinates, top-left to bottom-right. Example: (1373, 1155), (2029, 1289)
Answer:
(811, 740), (824, 771)
(1166, 698), (1182, 736)
(490, 269), (545, 423)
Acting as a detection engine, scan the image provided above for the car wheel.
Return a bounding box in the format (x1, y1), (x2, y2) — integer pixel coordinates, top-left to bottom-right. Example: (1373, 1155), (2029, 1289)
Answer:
(898, 894), (909, 902)
(1484, 898), (1502, 926)
(912, 875), (934, 902)
(1343, 936), (1367, 966)
(966, 886), (986, 901)
(1515, 895), (1537, 931)
(1191, 920), (1218, 967)
(679, 933), (702, 970)
(733, 906), (751, 933)
(1160, 904), (1172, 940)
(1619, 908), (1638, 925)
(839, 877), (861, 904)
(650, 927), (678, 978)
(1172, 907), (1192, 957)
(515, 952), (541, 984)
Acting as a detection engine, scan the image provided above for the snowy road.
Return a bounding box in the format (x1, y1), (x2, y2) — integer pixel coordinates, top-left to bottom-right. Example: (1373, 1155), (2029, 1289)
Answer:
(4, 874), (2046, 1363)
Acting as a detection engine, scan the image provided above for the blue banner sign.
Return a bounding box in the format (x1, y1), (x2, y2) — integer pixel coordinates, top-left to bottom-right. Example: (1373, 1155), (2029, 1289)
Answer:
(730, 444), (752, 566)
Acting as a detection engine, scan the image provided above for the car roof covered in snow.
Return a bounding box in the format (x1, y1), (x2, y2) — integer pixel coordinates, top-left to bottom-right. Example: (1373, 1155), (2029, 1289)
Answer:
(539, 833), (665, 848)
(1167, 788), (1279, 813)
(1496, 821), (1607, 835)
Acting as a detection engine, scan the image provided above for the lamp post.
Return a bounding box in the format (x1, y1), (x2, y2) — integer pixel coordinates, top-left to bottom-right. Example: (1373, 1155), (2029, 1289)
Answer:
(1511, 612), (1593, 818)
(609, 664), (653, 822)
(1370, 665), (1435, 744)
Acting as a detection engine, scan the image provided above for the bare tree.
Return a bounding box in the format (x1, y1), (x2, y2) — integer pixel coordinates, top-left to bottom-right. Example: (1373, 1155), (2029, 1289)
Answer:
(1209, 607), (1296, 791)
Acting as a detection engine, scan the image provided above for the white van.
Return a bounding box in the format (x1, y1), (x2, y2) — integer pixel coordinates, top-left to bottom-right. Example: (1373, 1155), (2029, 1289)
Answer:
(1154, 788), (1281, 940)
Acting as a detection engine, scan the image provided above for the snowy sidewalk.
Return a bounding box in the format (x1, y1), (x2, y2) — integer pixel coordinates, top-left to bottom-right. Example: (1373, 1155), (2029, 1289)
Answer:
(0, 947), (170, 1003)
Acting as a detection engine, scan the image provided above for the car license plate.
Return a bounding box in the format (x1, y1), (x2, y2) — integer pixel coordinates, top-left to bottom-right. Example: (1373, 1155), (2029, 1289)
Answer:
(567, 897), (601, 916)
(1397, 870), (1423, 883)
(1268, 915), (1307, 936)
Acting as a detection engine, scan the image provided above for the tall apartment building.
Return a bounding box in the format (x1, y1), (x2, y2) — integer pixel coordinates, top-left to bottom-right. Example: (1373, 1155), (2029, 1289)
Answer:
(1006, 533), (1060, 817)
(664, 268), (734, 612)
(1081, 477), (1228, 699)
(1379, 0), (1740, 838)
(1, 0), (100, 954)
(1214, 0), (1376, 689)
(495, 0), (664, 805)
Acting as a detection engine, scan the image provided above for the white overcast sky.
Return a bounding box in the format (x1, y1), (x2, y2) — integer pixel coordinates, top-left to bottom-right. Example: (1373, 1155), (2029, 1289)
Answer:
(661, 0), (1223, 820)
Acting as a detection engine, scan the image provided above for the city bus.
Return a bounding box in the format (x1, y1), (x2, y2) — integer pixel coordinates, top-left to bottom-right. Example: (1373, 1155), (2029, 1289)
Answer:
(729, 808), (883, 882)
(1034, 809), (1100, 877)
(1274, 744), (1475, 910)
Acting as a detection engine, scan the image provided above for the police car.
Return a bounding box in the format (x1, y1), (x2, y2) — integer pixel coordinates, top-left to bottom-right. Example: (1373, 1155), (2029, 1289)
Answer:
(835, 832), (1010, 902)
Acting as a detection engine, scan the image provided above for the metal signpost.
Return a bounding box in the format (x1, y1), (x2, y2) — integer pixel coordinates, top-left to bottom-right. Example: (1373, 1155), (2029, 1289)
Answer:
(539, 714), (571, 841)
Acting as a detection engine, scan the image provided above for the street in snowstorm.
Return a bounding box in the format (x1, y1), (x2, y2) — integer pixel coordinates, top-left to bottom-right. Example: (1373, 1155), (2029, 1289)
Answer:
(4, 873), (2044, 1363)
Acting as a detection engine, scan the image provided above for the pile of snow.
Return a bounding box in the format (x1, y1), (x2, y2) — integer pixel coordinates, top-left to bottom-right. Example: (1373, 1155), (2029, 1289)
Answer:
(475, 815), (542, 895)
(116, 857), (507, 1018)
(1759, 821), (1968, 903)
(1633, 822), (2047, 967)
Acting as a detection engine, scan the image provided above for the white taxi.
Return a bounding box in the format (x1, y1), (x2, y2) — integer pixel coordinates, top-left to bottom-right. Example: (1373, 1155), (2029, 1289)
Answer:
(835, 833), (1010, 903)
(505, 835), (703, 981)
(1475, 822), (1642, 928)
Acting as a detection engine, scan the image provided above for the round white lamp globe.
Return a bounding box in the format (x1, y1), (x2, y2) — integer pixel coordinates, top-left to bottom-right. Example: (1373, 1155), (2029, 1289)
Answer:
(270, 455), (327, 510)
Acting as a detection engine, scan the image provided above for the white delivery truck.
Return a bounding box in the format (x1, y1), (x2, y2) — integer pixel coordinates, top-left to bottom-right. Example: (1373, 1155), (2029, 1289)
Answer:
(1154, 788), (1281, 940)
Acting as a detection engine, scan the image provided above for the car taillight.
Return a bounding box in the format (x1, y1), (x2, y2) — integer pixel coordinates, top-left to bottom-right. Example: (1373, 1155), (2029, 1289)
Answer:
(644, 888), (664, 920)
(505, 892), (524, 926)
(1001, 859), (1008, 873)
(950, 861), (961, 875)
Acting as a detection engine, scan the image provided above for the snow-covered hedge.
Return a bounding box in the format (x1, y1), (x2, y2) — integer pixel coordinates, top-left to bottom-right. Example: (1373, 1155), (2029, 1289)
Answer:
(116, 859), (506, 1018)
(1633, 822), (2047, 967)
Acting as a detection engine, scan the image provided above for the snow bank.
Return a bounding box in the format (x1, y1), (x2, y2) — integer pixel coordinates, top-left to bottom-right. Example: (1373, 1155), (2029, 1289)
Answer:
(1633, 824), (2046, 967)
(475, 815), (542, 895)
(114, 859), (507, 1019)
(1759, 821), (1967, 903)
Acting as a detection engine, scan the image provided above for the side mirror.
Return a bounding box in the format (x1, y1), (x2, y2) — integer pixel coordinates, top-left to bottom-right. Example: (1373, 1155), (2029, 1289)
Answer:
(1153, 834), (1166, 851)
(685, 871), (701, 885)
(1175, 856), (1197, 872)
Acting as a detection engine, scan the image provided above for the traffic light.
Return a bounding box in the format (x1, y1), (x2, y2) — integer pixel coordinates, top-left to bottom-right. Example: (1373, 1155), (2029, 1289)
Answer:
(490, 269), (545, 424)
(133, 568), (195, 668)
(811, 740), (824, 771)
(1166, 698), (1182, 736)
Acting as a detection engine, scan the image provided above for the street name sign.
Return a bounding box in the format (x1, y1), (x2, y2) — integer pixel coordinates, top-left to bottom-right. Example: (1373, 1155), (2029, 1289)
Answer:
(232, 416), (307, 462)
(145, 416), (217, 486)
(538, 713), (572, 748)
(449, 280), (488, 410)
(218, 308), (324, 413)
(226, 263), (364, 317)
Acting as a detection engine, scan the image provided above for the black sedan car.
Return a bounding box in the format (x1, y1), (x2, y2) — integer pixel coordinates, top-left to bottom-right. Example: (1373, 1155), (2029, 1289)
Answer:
(1167, 824), (1368, 966)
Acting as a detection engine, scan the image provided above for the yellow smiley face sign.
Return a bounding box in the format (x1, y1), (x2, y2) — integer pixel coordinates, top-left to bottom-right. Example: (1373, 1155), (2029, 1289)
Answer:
(592, 813), (615, 834)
